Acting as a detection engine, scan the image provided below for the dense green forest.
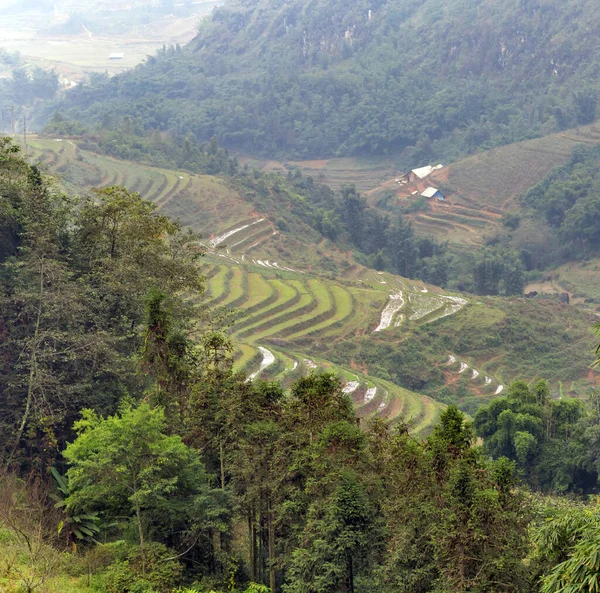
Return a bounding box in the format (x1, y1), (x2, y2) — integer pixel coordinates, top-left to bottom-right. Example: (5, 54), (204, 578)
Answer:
(3, 137), (600, 593)
(47, 0), (600, 162)
(522, 144), (600, 252)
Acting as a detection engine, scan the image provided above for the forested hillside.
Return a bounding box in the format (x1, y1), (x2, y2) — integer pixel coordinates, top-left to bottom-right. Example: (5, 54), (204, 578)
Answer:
(48, 0), (600, 161)
(5, 137), (600, 593)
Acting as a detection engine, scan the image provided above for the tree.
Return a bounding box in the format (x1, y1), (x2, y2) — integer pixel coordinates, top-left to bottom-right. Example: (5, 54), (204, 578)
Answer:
(0, 473), (63, 593)
(377, 407), (531, 593)
(284, 470), (373, 593)
(474, 380), (592, 492)
(536, 504), (600, 593)
(63, 401), (223, 550)
(386, 219), (417, 278)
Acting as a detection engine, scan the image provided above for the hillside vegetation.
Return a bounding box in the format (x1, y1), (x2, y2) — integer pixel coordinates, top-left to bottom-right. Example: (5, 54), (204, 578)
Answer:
(49, 0), (600, 163)
(26, 138), (600, 417)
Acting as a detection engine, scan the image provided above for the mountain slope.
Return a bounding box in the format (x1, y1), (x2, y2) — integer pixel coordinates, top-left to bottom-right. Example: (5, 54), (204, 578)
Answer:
(50, 0), (600, 162)
(27, 138), (600, 423)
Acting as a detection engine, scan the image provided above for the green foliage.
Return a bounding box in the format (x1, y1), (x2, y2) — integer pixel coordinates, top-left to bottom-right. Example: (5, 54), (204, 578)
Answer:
(283, 470), (373, 593)
(472, 245), (525, 295)
(0, 141), (205, 468)
(51, 467), (101, 544)
(534, 503), (600, 593)
(96, 543), (182, 593)
(522, 143), (600, 253)
(378, 408), (532, 593)
(48, 0), (600, 164)
(63, 401), (225, 546)
(474, 380), (595, 492)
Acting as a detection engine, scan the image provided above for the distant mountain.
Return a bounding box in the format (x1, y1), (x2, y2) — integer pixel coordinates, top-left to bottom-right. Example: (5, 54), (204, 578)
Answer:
(49, 0), (600, 162)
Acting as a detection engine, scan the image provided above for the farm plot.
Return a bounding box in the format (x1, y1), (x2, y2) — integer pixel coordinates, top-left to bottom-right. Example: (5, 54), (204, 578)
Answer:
(27, 137), (254, 237)
(200, 256), (465, 432)
(363, 123), (600, 249)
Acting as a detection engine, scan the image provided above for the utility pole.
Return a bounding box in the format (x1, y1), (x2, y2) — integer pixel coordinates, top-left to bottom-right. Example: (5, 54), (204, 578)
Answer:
(10, 105), (15, 137)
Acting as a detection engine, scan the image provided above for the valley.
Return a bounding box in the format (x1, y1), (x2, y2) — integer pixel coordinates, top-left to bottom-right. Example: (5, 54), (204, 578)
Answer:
(5, 0), (600, 590)
(250, 123), (600, 252)
(26, 135), (600, 429)
(0, 0), (222, 82)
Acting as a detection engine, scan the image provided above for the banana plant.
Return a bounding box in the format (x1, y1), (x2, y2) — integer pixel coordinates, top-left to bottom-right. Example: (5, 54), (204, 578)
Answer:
(51, 467), (100, 551)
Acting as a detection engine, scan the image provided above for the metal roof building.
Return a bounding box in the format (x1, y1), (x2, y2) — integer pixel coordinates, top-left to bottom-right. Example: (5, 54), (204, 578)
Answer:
(410, 164), (443, 180)
(421, 187), (445, 200)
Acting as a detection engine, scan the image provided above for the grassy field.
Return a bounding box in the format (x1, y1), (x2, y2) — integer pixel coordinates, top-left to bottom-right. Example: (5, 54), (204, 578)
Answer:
(24, 137), (600, 432)
(547, 259), (600, 302)
(236, 153), (402, 193)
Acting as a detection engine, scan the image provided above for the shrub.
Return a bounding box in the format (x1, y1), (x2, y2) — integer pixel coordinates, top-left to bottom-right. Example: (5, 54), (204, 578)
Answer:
(96, 543), (182, 593)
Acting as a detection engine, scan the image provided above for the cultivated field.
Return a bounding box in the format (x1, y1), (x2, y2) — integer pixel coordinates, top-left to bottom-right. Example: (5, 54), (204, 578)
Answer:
(238, 124), (600, 249)
(28, 137), (256, 237)
(200, 254), (487, 431)
(25, 137), (600, 429)
(410, 125), (600, 245)
(0, 1), (221, 80)
(237, 154), (402, 193)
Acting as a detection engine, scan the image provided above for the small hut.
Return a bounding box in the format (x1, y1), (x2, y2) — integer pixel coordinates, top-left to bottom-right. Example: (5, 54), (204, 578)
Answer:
(408, 164), (443, 182)
(421, 187), (445, 201)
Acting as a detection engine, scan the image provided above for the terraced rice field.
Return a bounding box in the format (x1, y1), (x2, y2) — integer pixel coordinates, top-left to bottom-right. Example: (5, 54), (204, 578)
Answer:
(365, 124), (600, 248)
(27, 137), (256, 240)
(237, 154), (401, 193)
(197, 252), (490, 432)
(27, 136), (600, 430)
